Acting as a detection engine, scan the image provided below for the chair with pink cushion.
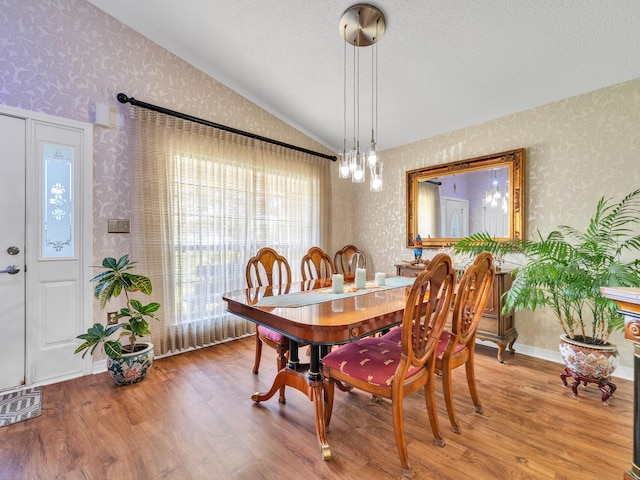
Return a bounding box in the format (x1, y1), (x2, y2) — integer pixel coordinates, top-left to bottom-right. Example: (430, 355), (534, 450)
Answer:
(333, 244), (366, 282)
(301, 246), (334, 281)
(436, 251), (494, 433)
(322, 253), (456, 478)
(382, 252), (495, 434)
(246, 247), (292, 403)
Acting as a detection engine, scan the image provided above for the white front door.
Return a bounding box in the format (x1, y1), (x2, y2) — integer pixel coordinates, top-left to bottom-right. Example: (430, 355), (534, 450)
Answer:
(0, 106), (93, 391)
(0, 115), (27, 390)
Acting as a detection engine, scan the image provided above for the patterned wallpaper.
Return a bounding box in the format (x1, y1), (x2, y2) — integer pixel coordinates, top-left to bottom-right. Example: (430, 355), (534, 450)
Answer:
(0, 0), (332, 260)
(2, 0), (639, 373)
(333, 78), (640, 372)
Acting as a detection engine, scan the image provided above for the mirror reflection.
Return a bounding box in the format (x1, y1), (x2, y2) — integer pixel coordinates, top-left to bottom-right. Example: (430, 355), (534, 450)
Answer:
(406, 149), (525, 248)
(417, 166), (509, 239)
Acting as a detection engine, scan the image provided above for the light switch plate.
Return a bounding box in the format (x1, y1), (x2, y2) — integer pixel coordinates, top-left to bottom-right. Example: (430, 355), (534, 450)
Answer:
(108, 219), (130, 233)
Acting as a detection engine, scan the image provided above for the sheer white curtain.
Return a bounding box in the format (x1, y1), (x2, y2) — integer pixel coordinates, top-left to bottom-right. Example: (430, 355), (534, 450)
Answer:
(417, 181), (440, 239)
(129, 109), (331, 355)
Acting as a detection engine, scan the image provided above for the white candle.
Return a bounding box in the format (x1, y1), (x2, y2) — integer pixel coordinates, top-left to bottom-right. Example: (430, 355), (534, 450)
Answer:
(355, 268), (366, 289)
(375, 272), (386, 286)
(332, 274), (344, 294)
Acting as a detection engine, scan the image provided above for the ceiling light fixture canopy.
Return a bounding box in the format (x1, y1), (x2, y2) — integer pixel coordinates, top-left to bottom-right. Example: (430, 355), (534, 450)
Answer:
(337, 3), (386, 192)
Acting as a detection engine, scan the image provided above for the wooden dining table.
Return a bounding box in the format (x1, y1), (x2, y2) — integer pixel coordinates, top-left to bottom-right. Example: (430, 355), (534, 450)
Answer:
(222, 276), (415, 460)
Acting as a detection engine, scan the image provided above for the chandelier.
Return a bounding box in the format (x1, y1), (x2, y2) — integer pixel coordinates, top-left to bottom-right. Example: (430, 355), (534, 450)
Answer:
(337, 4), (386, 192)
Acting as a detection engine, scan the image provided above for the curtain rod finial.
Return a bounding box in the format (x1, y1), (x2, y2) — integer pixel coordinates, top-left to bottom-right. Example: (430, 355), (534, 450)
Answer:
(117, 93), (131, 104)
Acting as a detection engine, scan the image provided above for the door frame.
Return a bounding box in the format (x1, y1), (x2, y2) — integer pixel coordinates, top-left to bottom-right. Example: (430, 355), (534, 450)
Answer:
(0, 104), (93, 387)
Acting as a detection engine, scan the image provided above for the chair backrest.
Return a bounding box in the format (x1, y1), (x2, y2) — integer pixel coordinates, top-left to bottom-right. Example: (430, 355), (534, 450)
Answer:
(246, 247), (292, 289)
(450, 251), (495, 346)
(333, 245), (366, 280)
(301, 246), (334, 281)
(400, 253), (456, 367)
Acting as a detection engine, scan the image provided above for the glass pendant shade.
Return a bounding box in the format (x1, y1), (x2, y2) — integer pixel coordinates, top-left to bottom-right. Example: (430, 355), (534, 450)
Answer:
(351, 150), (365, 183)
(370, 161), (383, 191)
(368, 137), (377, 167)
(338, 151), (351, 178)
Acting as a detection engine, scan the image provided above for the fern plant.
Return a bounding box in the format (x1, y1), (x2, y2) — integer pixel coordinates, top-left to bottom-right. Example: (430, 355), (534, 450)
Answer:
(75, 255), (160, 359)
(455, 189), (640, 345)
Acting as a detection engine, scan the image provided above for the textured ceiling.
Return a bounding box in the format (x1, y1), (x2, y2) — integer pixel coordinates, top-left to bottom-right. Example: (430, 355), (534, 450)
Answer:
(86, 0), (640, 153)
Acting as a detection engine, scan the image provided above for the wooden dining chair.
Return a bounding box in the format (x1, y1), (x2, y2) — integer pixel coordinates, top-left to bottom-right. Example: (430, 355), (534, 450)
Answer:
(246, 247), (292, 403)
(333, 244), (366, 281)
(436, 251), (494, 433)
(301, 246), (334, 281)
(322, 253), (456, 478)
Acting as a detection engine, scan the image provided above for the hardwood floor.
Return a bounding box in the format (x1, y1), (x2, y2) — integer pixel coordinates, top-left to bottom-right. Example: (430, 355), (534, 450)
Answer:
(0, 336), (633, 479)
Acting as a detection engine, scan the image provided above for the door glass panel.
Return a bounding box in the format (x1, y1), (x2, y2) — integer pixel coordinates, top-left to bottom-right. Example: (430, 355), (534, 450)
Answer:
(43, 143), (74, 257)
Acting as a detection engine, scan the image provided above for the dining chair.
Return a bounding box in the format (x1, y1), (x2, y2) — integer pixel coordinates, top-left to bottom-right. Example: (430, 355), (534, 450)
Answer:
(382, 252), (495, 434)
(301, 246), (334, 281)
(436, 251), (494, 433)
(333, 244), (366, 282)
(322, 253), (456, 478)
(246, 247), (292, 403)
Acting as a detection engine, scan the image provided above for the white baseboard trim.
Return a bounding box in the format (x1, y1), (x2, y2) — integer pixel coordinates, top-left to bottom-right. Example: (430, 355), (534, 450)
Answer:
(476, 339), (633, 381)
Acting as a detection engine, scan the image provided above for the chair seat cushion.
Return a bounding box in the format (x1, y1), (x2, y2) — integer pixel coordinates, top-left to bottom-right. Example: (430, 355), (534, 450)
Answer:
(436, 331), (466, 358)
(322, 337), (420, 388)
(257, 325), (288, 345)
(381, 328), (465, 359)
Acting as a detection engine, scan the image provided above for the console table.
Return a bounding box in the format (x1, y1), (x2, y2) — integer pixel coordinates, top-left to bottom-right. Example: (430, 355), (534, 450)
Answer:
(600, 286), (640, 480)
(396, 263), (517, 362)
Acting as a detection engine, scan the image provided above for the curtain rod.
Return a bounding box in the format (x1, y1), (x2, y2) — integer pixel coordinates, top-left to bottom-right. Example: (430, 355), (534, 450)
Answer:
(116, 93), (337, 161)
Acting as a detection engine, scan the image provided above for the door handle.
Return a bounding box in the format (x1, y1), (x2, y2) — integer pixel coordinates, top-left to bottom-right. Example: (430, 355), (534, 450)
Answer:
(0, 265), (20, 274)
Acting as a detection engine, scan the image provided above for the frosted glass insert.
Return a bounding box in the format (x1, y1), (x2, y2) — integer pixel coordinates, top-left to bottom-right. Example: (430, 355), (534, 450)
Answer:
(43, 143), (74, 257)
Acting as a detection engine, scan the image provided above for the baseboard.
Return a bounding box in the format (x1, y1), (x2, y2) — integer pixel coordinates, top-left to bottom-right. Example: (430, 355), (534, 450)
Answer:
(476, 339), (633, 381)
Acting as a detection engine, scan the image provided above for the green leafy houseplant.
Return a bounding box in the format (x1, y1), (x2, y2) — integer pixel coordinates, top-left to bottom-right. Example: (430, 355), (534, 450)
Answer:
(454, 189), (640, 345)
(75, 255), (160, 359)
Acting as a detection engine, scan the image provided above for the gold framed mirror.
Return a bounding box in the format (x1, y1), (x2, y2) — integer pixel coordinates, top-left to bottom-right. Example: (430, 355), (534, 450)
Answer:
(406, 148), (525, 248)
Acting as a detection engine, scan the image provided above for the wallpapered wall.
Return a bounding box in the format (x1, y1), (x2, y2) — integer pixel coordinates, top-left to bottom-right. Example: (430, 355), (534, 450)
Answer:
(0, 0), (332, 259)
(332, 78), (640, 373)
(2, 0), (639, 374)
(0, 0), (333, 349)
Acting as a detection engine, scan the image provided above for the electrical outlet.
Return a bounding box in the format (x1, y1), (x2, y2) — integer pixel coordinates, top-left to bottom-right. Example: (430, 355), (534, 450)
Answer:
(107, 312), (118, 325)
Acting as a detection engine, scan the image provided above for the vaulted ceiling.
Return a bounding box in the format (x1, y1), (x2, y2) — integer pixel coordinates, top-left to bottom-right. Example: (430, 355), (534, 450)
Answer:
(86, 1), (640, 153)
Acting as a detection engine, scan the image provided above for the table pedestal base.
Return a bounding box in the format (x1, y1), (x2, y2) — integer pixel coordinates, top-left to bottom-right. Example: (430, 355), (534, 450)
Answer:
(252, 353), (331, 460)
(560, 367), (617, 405)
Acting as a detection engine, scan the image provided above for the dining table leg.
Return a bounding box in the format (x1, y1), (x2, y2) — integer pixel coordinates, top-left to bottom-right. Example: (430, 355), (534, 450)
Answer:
(250, 342), (331, 460)
(309, 344), (331, 460)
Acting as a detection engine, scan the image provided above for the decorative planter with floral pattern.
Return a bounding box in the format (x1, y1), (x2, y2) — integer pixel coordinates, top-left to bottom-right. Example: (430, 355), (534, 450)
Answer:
(107, 342), (154, 386)
(558, 334), (619, 380)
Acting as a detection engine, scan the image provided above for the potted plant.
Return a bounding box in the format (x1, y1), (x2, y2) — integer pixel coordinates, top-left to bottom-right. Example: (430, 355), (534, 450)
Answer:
(454, 189), (640, 389)
(75, 254), (160, 385)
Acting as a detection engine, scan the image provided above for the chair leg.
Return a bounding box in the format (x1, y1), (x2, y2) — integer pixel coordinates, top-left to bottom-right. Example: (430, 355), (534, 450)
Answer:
(390, 386), (413, 478)
(252, 333), (262, 374)
(465, 356), (483, 414)
(424, 372), (445, 447)
(441, 361), (460, 434)
(276, 343), (288, 404)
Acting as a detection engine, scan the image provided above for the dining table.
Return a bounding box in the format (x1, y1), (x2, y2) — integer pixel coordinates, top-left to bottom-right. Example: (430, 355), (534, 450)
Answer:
(222, 275), (416, 460)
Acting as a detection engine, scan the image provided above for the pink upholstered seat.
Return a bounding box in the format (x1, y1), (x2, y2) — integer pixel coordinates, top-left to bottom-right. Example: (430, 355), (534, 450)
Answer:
(256, 325), (287, 344)
(321, 337), (421, 387)
(382, 328), (466, 359)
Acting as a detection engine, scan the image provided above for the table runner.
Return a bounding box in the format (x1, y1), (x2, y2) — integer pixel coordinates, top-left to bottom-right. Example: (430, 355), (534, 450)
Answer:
(255, 276), (415, 308)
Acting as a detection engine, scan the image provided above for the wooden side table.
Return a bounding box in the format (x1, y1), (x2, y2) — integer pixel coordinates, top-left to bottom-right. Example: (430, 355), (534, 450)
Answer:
(600, 286), (640, 480)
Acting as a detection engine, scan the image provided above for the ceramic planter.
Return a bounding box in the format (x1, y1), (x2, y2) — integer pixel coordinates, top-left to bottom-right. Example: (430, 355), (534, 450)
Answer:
(558, 334), (619, 380)
(107, 342), (154, 386)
